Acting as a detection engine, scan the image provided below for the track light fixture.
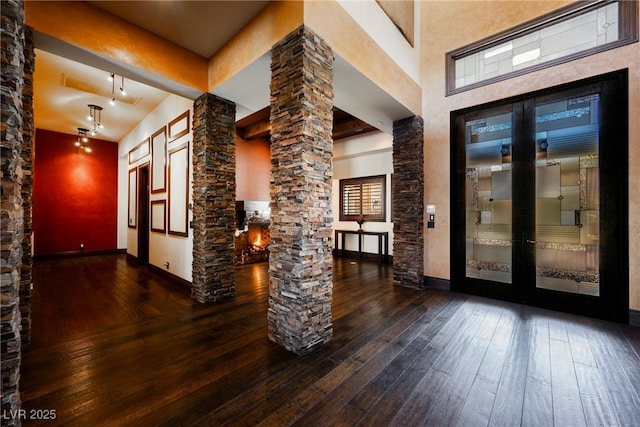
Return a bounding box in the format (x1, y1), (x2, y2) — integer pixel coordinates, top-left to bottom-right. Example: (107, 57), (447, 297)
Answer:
(109, 73), (116, 105)
(108, 72), (127, 104)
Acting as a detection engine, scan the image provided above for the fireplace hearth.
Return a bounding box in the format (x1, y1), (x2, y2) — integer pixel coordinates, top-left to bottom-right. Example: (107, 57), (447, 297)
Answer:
(235, 201), (270, 265)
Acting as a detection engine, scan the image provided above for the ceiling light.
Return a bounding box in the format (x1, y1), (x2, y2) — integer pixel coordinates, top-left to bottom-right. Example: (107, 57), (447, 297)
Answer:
(87, 104), (103, 136)
(76, 127), (91, 153)
(110, 73), (116, 105)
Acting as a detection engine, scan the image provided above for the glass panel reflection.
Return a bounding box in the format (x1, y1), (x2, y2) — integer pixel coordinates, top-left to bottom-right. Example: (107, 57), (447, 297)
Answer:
(535, 93), (600, 295)
(454, 2), (620, 90)
(466, 112), (512, 284)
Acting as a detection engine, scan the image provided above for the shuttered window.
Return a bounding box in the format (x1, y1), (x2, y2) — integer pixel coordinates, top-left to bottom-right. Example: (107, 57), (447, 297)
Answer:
(339, 175), (386, 222)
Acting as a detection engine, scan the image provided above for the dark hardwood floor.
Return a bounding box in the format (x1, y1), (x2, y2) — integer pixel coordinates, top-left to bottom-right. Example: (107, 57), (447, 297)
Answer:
(20, 255), (640, 426)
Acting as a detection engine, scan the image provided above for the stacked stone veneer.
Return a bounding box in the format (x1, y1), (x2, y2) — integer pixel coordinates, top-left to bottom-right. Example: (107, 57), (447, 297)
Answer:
(20, 26), (34, 347)
(268, 26), (334, 355)
(393, 116), (425, 288)
(1, 0), (25, 424)
(192, 93), (237, 303)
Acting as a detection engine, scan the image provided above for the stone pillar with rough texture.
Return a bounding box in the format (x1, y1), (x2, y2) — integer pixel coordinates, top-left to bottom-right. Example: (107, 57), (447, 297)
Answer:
(20, 26), (34, 347)
(191, 93), (237, 303)
(393, 116), (425, 288)
(1, 0), (25, 424)
(268, 25), (334, 355)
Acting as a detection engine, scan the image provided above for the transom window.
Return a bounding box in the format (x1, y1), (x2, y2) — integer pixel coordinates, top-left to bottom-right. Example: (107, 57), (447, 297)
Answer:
(339, 175), (386, 222)
(446, 0), (638, 95)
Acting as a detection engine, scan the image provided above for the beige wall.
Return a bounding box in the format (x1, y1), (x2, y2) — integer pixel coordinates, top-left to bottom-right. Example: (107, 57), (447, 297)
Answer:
(26, 1), (208, 93)
(208, 1), (303, 91)
(420, 1), (640, 310)
(119, 95), (194, 281)
(305, 0), (421, 116)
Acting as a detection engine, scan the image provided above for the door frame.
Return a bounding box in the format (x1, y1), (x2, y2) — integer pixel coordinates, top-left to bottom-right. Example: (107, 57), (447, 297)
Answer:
(137, 163), (150, 265)
(450, 70), (629, 323)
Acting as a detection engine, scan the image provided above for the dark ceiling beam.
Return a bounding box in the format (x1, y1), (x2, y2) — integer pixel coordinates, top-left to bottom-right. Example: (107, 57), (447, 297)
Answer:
(332, 117), (376, 140)
(236, 106), (377, 141)
(238, 118), (271, 140)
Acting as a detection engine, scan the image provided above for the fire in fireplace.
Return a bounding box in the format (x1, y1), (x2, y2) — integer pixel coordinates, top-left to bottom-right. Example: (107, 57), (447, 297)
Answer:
(248, 223), (270, 253)
(235, 201), (270, 265)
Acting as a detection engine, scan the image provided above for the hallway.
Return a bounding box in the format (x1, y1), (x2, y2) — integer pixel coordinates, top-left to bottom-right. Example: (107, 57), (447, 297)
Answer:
(21, 255), (640, 426)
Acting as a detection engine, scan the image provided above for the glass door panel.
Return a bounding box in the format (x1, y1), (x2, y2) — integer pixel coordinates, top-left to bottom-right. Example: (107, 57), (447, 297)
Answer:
(453, 71), (627, 322)
(534, 94), (600, 295)
(465, 112), (513, 284)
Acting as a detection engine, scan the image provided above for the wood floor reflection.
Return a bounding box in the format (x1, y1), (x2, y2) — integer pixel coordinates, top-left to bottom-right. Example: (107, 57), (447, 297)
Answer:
(21, 255), (640, 426)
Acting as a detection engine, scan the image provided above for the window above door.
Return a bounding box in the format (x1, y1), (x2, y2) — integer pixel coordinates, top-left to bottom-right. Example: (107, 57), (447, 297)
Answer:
(446, 0), (638, 95)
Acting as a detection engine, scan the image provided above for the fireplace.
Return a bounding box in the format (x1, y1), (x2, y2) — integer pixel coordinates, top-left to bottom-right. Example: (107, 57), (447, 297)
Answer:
(235, 201), (270, 265)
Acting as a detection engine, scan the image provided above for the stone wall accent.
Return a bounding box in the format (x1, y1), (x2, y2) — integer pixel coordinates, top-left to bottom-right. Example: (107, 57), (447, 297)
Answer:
(192, 93), (237, 303)
(20, 26), (34, 347)
(1, 0), (25, 424)
(392, 116), (425, 288)
(268, 25), (334, 355)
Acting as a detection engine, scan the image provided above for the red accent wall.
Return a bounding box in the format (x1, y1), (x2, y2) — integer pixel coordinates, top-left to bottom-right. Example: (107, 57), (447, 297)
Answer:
(33, 129), (118, 255)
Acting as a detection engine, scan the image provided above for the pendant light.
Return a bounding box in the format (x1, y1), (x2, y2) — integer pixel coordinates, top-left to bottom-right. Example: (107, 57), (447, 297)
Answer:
(75, 128), (92, 153)
(87, 104), (104, 135)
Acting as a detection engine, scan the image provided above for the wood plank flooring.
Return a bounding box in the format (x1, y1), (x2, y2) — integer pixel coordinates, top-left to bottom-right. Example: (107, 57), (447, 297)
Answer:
(20, 255), (640, 426)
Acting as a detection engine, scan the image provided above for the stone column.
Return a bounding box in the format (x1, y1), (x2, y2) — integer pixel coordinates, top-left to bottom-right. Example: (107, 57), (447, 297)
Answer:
(191, 93), (236, 303)
(393, 116), (425, 288)
(268, 26), (334, 355)
(1, 0), (25, 424)
(20, 26), (34, 347)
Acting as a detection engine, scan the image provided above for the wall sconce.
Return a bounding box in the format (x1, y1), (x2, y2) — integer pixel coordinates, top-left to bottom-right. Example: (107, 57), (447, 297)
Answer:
(87, 104), (104, 135)
(75, 127), (92, 153)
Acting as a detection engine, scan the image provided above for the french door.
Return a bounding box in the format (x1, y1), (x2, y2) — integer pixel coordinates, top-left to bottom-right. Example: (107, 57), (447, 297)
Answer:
(451, 71), (628, 322)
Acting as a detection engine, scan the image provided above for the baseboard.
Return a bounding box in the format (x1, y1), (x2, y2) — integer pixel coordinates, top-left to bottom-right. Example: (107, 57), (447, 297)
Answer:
(34, 248), (125, 261)
(630, 309), (640, 327)
(424, 276), (450, 291)
(147, 263), (192, 289)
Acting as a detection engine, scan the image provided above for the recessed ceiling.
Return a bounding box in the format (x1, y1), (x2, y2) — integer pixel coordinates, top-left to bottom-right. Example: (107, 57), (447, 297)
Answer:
(34, 49), (170, 142)
(33, 1), (414, 143)
(88, 1), (270, 58)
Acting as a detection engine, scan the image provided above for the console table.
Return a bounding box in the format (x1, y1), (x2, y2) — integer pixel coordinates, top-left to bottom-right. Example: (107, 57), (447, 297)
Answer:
(334, 230), (389, 264)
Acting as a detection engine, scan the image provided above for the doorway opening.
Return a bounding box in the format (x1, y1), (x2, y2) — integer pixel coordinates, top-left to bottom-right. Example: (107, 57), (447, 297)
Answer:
(137, 164), (150, 265)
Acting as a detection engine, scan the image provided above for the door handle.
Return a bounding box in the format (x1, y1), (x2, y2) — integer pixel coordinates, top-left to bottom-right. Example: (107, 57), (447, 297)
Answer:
(526, 239), (537, 244)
